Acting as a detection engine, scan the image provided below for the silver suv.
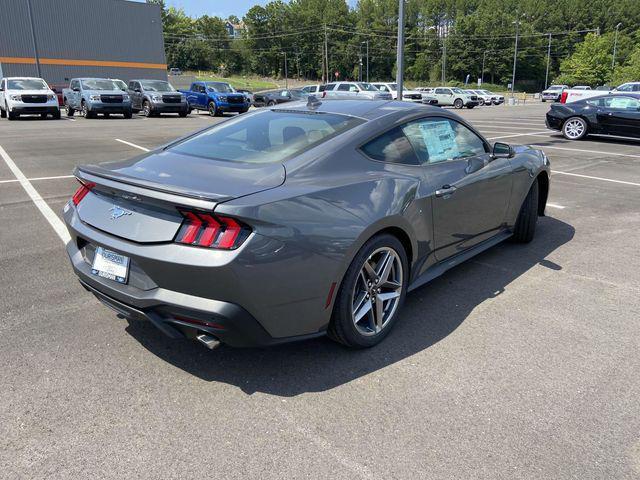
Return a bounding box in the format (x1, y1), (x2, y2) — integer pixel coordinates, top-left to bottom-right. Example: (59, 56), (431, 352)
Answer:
(323, 82), (393, 101)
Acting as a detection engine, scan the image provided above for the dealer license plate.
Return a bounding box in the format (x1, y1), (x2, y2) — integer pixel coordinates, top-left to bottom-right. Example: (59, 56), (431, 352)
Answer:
(91, 247), (130, 284)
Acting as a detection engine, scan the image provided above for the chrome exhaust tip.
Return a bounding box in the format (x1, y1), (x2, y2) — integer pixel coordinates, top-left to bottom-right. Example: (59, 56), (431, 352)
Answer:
(196, 334), (221, 350)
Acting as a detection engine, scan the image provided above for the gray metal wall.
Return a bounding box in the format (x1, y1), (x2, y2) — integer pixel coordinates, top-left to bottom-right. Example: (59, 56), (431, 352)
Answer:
(0, 0), (167, 84)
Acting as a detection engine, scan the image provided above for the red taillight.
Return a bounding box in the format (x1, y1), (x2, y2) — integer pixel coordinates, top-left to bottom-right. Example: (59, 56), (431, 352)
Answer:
(560, 91), (568, 103)
(72, 180), (95, 206)
(175, 210), (249, 249)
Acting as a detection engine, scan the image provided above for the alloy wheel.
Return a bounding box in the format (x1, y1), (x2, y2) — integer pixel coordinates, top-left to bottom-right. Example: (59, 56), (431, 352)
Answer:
(351, 247), (403, 336)
(564, 118), (586, 139)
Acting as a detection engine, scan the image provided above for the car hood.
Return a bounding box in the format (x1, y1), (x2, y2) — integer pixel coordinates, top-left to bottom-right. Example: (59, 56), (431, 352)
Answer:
(77, 150), (286, 202)
(8, 89), (53, 95)
(85, 89), (128, 95)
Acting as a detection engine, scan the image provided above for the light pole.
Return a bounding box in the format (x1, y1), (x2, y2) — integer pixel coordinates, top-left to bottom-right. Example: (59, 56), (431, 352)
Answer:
(612, 22), (622, 69)
(362, 41), (369, 82)
(396, 0), (405, 96)
(481, 51), (487, 85)
(545, 33), (552, 89)
(281, 52), (288, 89)
(358, 43), (363, 82)
(511, 17), (520, 98)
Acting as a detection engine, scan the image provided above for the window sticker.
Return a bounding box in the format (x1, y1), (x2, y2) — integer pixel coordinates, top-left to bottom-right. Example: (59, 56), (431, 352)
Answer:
(419, 120), (459, 163)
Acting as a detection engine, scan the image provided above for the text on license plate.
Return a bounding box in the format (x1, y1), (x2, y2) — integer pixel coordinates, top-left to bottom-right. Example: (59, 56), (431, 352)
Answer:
(91, 247), (130, 284)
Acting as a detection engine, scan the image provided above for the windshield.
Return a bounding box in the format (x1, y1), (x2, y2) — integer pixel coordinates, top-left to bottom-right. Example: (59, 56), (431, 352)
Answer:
(206, 82), (234, 93)
(170, 110), (363, 164)
(451, 88), (465, 94)
(112, 79), (127, 91)
(481, 90), (492, 95)
(358, 83), (378, 92)
(141, 80), (175, 92)
(82, 79), (119, 90)
(547, 86), (563, 90)
(7, 79), (48, 90)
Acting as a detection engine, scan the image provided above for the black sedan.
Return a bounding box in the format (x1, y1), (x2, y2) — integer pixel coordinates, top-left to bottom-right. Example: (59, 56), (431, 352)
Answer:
(253, 89), (308, 107)
(546, 93), (640, 140)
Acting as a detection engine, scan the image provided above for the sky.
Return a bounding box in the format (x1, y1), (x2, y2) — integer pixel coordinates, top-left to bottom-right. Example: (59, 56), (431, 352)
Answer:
(161, 0), (357, 19)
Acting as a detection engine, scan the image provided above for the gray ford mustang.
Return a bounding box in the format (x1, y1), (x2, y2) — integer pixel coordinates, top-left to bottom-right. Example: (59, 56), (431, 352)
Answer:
(63, 99), (550, 349)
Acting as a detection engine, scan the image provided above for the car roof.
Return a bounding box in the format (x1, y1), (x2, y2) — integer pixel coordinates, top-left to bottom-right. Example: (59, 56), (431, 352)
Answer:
(5, 76), (45, 80)
(272, 99), (444, 120)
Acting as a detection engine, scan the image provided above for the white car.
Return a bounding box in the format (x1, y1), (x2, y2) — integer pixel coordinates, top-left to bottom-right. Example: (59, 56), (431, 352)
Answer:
(478, 89), (504, 105)
(371, 82), (424, 102)
(431, 87), (479, 108)
(559, 82), (640, 104)
(573, 86), (592, 90)
(322, 82), (393, 100)
(541, 85), (569, 102)
(301, 84), (325, 95)
(0, 77), (61, 120)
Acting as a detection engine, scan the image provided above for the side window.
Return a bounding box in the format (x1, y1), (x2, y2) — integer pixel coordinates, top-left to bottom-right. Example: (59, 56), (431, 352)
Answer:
(379, 85), (388, 92)
(350, 85), (359, 92)
(605, 96), (640, 110)
(337, 84), (350, 91)
(616, 84), (632, 92)
(585, 98), (603, 107)
(71, 80), (79, 90)
(324, 83), (336, 91)
(634, 84), (640, 92)
(281, 90), (290, 97)
(435, 88), (446, 94)
(360, 127), (418, 165)
(402, 118), (487, 164)
(128, 81), (135, 90)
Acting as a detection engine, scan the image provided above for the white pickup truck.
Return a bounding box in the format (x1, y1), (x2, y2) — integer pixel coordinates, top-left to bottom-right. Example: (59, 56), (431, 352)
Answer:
(0, 77), (60, 120)
(560, 82), (640, 104)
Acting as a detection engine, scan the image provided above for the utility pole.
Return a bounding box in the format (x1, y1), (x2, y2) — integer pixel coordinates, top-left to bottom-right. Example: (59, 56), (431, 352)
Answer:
(511, 17), (520, 98)
(481, 51), (486, 85)
(612, 22), (622, 70)
(396, 0), (405, 96)
(26, 0), (42, 77)
(283, 51), (288, 89)
(365, 40), (369, 82)
(358, 43), (363, 82)
(324, 24), (329, 83)
(545, 33), (552, 89)
(441, 37), (446, 84)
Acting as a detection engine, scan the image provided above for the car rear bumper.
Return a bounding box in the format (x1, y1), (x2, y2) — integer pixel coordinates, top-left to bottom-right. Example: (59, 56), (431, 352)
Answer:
(545, 113), (563, 130)
(63, 203), (337, 347)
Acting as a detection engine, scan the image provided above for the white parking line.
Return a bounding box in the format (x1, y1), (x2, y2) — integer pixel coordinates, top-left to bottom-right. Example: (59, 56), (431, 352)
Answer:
(551, 170), (640, 186)
(63, 117), (76, 122)
(473, 121), (546, 128)
(0, 145), (71, 244)
(115, 138), (150, 152)
(487, 131), (553, 140)
(546, 203), (566, 209)
(530, 144), (640, 159)
(0, 174), (74, 185)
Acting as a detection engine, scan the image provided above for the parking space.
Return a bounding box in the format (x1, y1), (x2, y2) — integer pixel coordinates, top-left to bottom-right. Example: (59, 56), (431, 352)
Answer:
(1, 104), (640, 479)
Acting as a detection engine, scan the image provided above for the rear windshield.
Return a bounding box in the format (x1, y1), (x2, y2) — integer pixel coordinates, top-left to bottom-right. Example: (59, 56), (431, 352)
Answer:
(8, 79), (47, 90)
(141, 80), (175, 92)
(170, 110), (363, 164)
(82, 79), (119, 90)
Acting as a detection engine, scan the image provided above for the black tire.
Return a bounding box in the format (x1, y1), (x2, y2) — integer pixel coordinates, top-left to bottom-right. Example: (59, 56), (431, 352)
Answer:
(466, 105), (475, 109)
(52, 109), (61, 120)
(240, 108), (249, 114)
(208, 101), (217, 117)
(267, 100), (277, 107)
(179, 109), (188, 117)
(512, 180), (539, 243)
(479, 99), (485, 106)
(40, 113), (48, 119)
(562, 116), (588, 140)
(142, 100), (152, 117)
(82, 102), (95, 119)
(65, 102), (74, 117)
(1, 107), (6, 118)
(541, 98), (546, 103)
(328, 233), (409, 348)
(123, 109), (132, 119)
(453, 98), (463, 109)
(8, 110), (17, 120)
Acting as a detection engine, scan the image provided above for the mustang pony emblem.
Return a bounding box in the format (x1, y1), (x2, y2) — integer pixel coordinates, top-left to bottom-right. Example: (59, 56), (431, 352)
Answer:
(109, 205), (133, 220)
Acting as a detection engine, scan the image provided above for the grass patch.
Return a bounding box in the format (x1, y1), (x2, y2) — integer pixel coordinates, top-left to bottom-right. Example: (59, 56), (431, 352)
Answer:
(189, 72), (278, 91)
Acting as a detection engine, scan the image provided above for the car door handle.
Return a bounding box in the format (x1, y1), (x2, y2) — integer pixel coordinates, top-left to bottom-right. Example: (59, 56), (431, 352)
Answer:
(435, 185), (457, 197)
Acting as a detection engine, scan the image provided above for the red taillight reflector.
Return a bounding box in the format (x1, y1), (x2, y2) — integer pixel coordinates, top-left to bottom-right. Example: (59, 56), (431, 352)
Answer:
(72, 181), (95, 206)
(560, 91), (568, 103)
(217, 216), (241, 249)
(175, 210), (249, 249)
(197, 214), (220, 247)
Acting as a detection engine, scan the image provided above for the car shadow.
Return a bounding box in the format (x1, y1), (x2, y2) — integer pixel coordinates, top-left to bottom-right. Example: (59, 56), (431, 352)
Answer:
(125, 216), (574, 396)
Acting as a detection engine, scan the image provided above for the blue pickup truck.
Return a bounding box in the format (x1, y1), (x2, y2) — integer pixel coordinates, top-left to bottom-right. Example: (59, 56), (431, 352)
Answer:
(62, 78), (132, 118)
(179, 81), (249, 116)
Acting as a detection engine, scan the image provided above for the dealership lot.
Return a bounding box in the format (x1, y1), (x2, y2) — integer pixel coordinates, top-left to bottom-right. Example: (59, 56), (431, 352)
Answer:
(1, 104), (639, 479)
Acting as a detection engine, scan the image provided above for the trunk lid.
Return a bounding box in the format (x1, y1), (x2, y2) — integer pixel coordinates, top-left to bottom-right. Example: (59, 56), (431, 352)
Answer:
(75, 151), (285, 243)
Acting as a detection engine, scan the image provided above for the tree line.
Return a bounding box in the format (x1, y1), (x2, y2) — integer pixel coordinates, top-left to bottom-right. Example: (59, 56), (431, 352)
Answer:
(148, 0), (640, 91)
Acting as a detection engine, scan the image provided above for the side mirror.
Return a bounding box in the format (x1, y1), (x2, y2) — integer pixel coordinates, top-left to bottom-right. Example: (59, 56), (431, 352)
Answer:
(492, 142), (514, 159)
(135, 88), (141, 93)
(73, 87), (80, 92)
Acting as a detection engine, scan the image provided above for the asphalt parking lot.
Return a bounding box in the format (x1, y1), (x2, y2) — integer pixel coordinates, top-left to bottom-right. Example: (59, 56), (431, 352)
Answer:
(1, 104), (639, 479)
